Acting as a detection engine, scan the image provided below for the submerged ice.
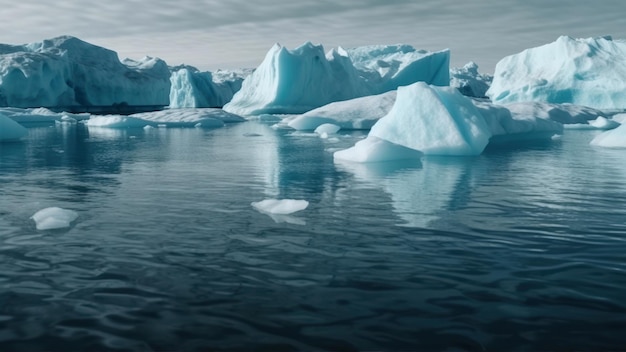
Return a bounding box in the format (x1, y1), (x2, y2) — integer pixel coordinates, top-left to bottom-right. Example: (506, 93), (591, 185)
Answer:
(31, 207), (78, 230)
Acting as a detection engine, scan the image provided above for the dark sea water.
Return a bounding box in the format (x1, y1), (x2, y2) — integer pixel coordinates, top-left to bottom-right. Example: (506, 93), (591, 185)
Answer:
(1, 121), (625, 351)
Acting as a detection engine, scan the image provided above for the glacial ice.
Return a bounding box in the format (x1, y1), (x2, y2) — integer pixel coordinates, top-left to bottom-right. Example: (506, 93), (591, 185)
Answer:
(368, 82), (491, 156)
(487, 36), (626, 109)
(0, 113), (28, 141)
(224, 42), (449, 116)
(449, 62), (492, 98)
(0, 107), (89, 124)
(564, 116), (620, 130)
(334, 136), (423, 163)
(31, 207), (78, 230)
(251, 199), (309, 215)
(471, 100), (564, 143)
(590, 123), (626, 148)
(0, 36), (171, 108)
(86, 108), (244, 129)
(169, 66), (250, 108)
(287, 91), (397, 131)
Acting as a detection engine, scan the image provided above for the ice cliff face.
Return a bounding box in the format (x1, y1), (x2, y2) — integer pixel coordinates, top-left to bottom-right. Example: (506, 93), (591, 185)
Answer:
(0, 36), (171, 108)
(487, 36), (626, 110)
(224, 42), (449, 116)
(169, 66), (251, 108)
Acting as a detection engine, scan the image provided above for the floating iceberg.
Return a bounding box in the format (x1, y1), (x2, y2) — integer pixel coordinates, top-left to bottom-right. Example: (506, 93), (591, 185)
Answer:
(449, 61), (492, 98)
(0, 113), (28, 141)
(0, 36), (171, 108)
(334, 136), (423, 163)
(86, 108), (244, 129)
(169, 66), (250, 108)
(590, 123), (626, 148)
(503, 102), (608, 125)
(564, 116), (620, 130)
(251, 199), (309, 215)
(287, 91), (397, 131)
(472, 100), (564, 144)
(487, 36), (626, 109)
(368, 82), (491, 156)
(224, 42), (449, 116)
(0, 107), (90, 124)
(31, 207), (78, 230)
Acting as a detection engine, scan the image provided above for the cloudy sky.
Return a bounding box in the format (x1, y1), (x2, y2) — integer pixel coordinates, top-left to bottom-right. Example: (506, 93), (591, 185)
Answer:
(0, 0), (623, 73)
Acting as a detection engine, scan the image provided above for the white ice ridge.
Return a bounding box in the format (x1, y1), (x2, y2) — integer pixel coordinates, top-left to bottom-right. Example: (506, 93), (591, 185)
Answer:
(251, 199), (309, 215)
(31, 207), (78, 230)
(0, 36), (171, 108)
(0, 113), (27, 141)
(224, 42), (449, 116)
(487, 36), (626, 109)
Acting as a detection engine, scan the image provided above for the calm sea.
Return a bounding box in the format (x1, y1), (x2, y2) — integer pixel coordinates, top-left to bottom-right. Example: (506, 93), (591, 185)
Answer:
(1, 121), (625, 351)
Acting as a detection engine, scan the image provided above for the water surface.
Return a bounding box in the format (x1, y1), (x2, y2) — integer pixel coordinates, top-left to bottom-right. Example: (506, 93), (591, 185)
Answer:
(1, 122), (625, 351)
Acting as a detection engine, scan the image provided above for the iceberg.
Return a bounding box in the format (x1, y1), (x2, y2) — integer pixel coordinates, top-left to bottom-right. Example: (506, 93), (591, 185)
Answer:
(471, 100), (564, 144)
(224, 42), (449, 116)
(287, 90), (397, 131)
(449, 62), (492, 98)
(368, 82), (491, 156)
(0, 113), (28, 141)
(0, 107), (89, 124)
(334, 136), (423, 163)
(0, 36), (171, 108)
(487, 36), (626, 109)
(86, 108), (244, 129)
(345, 44), (450, 91)
(590, 123), (626, 148)
(31, 207), (78, 230)
(168, 66), (251, 108)
(251, 199), (309, 215)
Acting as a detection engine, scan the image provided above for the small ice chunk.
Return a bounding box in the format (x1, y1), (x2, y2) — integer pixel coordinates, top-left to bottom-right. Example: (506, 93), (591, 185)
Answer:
(334, 136), (423, 163)
(314, 123), (341, 136)
(31, 207), (78, 230)
(251, 199), (309, 215)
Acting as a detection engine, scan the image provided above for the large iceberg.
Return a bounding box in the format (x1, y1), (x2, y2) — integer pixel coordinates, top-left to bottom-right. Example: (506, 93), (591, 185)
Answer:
(0, 113), (28, 141)
(368, 82), (491, 156)
(487, 36), (626, 110)
(224, 42), (449, 116)
(169, 66), (251, 108)
(0, 36), (171, 108)
(449, 62), (492, 98)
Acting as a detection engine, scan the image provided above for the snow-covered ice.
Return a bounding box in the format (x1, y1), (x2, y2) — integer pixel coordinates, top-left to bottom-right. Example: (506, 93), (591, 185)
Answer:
(564, 116), (620, 130)
(487, 36), (626, 109)
(31, 207), (78, 230)
(0, 113), (28, 141)
(0, 36), (171, 108)
(368, 82), (491, 156)
(590, 123), (626, 148)
(287, 91), (397, 131)
(0, 107), (89, 124)
(86, 108), (244, 128)
(450, 62), (492, 98)
(334, 136), (423, 163)
(471, 100), (564, 143)
(224, 42), (448, 116)
(251, 199), (309, 215)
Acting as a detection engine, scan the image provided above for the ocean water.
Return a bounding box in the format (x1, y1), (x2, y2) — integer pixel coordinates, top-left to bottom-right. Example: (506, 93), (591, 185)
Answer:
(0, 121), (625, 351)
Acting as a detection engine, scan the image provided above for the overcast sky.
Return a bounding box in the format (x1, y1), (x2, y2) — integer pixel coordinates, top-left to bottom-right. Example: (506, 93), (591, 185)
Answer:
(0, 0), (624, 73)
